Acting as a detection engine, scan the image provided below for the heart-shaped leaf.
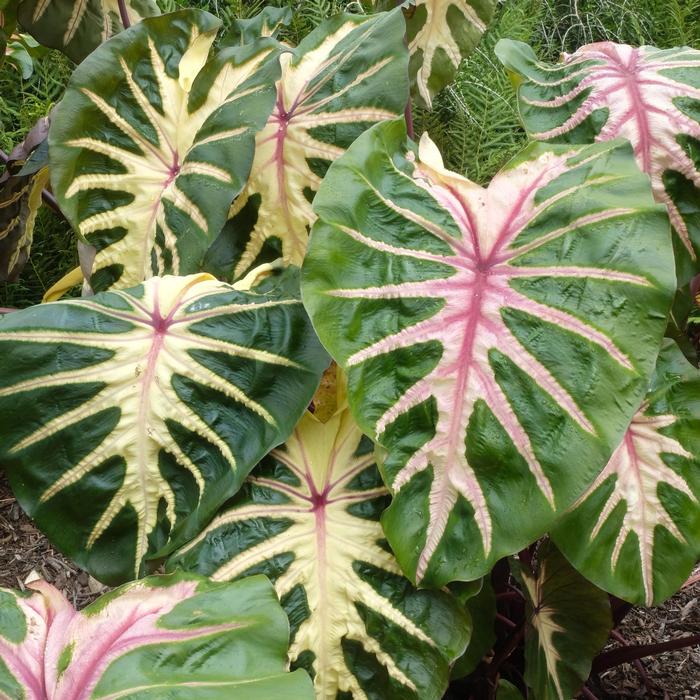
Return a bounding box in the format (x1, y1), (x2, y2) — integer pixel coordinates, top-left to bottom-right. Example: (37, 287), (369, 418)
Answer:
(302, 119), (675, 586)
(0, 573), (315, 699)
(514, 542), (612, 700)
(0, 270), (327, 583)
(553, 340), (700, 606)
(204, 9), (409, 282)
(17, 0), (159, 63)
(169, 395), (470, 699)
(50, 9), (281, 293)
(496, 40), (700, 289)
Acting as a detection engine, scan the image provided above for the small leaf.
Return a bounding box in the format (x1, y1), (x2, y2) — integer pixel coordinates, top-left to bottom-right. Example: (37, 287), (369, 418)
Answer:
(554, 340), (700, 606)
(221, 5), (292, 46)
(403, 0), (496, 108)
(0, 573), (315, 698)
(16, 0), (159, 63)
(169, 401), (470, 700)
(0, 117), (50, 282)
(204, 8), (409, 281)
(515, 542), (612, 700)
(50, 9), (282, 292)
(0, 269), (327, 583)
(302, 119), (675, 586)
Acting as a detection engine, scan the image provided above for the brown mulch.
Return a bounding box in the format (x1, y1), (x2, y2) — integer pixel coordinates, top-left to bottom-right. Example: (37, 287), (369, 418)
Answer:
(1, 471), (699, 696)
(592, 576), (700, 699)
(0, 473), (106, 608)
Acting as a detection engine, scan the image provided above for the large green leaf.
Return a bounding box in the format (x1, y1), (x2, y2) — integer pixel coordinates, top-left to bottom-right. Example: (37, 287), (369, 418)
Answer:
(301, 119), (675, 587)
(380, 0), (496, 108)
(169, 393), (470, 699)
(0, 270), (327, 584)
(514, 542), (612, 700)
(0, 573), (314, 699)
(553, 339), (700, 606)
(204, 9), (409, 282)
(0, 116), (50, 282)
(497, 40), (700, 336)
(16, 0), (158, 63)
(50, 9), (281, 293)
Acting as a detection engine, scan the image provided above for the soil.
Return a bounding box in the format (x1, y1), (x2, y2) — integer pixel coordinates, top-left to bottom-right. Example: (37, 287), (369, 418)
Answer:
(0, 473), (107, 608)
(1, 472), (698, 697)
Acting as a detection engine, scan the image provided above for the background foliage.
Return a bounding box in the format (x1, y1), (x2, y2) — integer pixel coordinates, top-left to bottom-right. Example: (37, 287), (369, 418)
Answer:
(1, 0), (700, 308)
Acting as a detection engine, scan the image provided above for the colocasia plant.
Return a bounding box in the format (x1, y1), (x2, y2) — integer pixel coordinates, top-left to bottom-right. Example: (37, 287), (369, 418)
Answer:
(0, 1), (699, 698)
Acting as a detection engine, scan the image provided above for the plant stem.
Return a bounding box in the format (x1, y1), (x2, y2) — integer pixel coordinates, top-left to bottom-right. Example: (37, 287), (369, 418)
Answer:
(487, 622), (526, 680)
(405, 100), (415, 139)
(609, 630), (657, 694)
(117, 0), (131, 29)
(593, 634), (700, 673)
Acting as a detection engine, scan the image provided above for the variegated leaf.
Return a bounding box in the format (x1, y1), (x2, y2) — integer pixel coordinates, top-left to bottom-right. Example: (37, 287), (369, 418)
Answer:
(553, 340), (700, 606)
(497, 40), (700, 290)
(50, 9), (281, 293)
(0, 573), (315, 699)
(514, 542), (612, 700)
(301, 119), (675, 586)
(169, 393), (470, 700)
(220, 5), (292, 47)
(378, 0), (495, 108)
(0, 270), (327, 584)
(0, 117), (50, 282)
(16, 0), (158, 63)
(203, 9), (409, 282)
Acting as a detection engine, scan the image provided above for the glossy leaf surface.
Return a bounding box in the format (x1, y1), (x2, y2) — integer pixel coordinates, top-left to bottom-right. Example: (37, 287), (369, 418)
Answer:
(205, 9), (409, 281)
(169, 399), (469, 699)
(497, 40), (700, 289)
(302, 119), (675, 586)
(554, 340), (700, 606)
(0, 271), (326, 583)
(50, 9), (281, 292)
(0, 573), (314, 699)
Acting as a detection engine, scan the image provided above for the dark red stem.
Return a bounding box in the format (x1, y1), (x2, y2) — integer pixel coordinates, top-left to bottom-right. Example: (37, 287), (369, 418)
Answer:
(593, 634), (700, 673)
(404, 100), (415, 139)
(609, 630), (657, 694)
(117, 0), (131, 28)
